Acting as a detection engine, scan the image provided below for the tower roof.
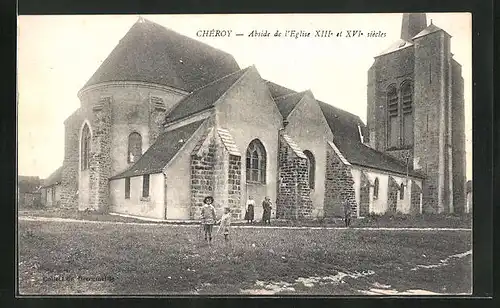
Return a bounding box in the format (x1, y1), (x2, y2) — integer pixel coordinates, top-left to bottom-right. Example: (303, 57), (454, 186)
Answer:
(400, 13), (427, 41)
(376, 39), (414, 57)
(412, 23), (447, 40)
(82, 18), (240, 92)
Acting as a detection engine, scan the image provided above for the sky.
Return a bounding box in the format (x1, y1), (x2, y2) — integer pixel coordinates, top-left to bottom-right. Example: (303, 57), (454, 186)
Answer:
(17, 13), (472, 179)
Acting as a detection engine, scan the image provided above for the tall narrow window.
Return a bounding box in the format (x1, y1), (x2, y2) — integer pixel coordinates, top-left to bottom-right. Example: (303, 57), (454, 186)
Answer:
(142, 175), (150, 198)
(81, 124), (91, 170)
(303, 150), (315, 190)
(401, 82), (414, 146)
(128, 132), (142, 163)
(125, 177), (131, 199)
(400, 183), (405, 200)
(373, 178), (379, 200)
(245, 139), (267, 184)
(386, 86), (399, 148)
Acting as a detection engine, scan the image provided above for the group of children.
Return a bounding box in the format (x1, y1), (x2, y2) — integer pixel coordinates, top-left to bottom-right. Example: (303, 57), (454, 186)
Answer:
(200, 195), (353, 244)
(199, 196), (232, 244)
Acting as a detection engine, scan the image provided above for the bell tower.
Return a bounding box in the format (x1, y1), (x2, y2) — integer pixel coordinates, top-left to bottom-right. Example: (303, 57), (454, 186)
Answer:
(400, 13), (427, 41)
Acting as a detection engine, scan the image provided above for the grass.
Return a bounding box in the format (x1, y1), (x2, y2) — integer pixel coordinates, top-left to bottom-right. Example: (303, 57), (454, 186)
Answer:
(20, 208), (472, 229)
(18, 220), (472, 295)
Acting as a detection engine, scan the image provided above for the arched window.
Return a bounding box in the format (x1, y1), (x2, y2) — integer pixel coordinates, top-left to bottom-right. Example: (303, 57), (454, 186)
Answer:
(386, 85), (399, 148)
(303, 150), (315, 189)
(128, 132), (142, 163)
(401, 82), (413, 146)
(400, 183), (405, 200)
(81, 124), (91, 171)
(246, 139), (266, 183)
(373, 178), (379, 200)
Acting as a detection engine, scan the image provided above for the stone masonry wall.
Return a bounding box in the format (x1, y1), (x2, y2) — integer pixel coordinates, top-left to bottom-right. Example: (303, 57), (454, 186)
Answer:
(213, 134), (229, 215)
(61, 109), (83, 209)
(324, 146), (357, 218)
(89, 97), (112, 212)
(190, 128), (243, 220)
(228, 155), (242, 219)
(410, 182), (422, 214)
(190, 131), (216, 219)
(387, 177), (399, 213)
(149, 95), (167, 145)
(359, 172), (370, 217)
(276, 137), (313, 220)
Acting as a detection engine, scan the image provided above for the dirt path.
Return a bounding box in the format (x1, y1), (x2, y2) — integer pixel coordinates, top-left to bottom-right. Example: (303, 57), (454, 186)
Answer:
(18, 216), (472, 231)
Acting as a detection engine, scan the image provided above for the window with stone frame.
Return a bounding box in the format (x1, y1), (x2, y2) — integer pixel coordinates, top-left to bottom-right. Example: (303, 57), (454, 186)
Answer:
(386, 85), (399, 149)
(303, 150), (316, 190)
(142, 175), (150, 198)
(125, 177), (131, 199)
(401, 82), (414, 146)
(128, 132), (142, 164)
(245, 139), (266, 184)
(373, 178), (379, 200)
(81, 124), (91, 171)
(400, 182), (405, 200)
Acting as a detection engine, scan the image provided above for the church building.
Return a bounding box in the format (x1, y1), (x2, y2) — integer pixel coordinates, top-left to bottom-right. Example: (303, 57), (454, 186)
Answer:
(53, 13), (466, 220)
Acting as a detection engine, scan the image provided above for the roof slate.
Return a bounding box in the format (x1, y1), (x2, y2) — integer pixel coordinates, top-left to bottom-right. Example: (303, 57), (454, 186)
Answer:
(333, 137), (425, 178)
(265, 80), (298, 98)
(412, 23), (446, 40)
(377, 39), (414, 57)
(266, 80), (423, 178)
(165, 67), (249, 123)
(274, 92), (306, 119)
(110, 120), (205, 179)
(282, 134), (307, 159)
(83, 19), (240, 91)
(42, 166), (63, 188)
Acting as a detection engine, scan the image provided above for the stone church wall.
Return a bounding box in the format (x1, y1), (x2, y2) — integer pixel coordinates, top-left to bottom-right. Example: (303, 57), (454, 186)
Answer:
(323, 145), (357, 218)
(89, 97), (113, 212)
(451, 59), (466, 214)
(61, 109), (83, 209)
(283, 92), (333, 218)
(190, 133), (216, 219)
(276, 136), (313, 220)
(367, 46), (415, 152)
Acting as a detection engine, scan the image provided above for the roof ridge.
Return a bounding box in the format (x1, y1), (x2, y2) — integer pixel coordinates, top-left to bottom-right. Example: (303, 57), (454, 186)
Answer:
(164, 67), (251, 123)
(189, 66), (251, 94)
(274, 90), (306, 101)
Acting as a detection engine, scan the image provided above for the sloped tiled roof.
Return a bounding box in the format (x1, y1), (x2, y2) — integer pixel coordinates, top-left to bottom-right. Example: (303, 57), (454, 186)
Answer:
(42, 166), (63, 188)
(377, 39), (414, 57)
(83, 19), (240, 92)
(317, 101), (366, 143)
(333, 138), (425, 178)
(274, 92), (306, 119)
(165, 67), (250, 124)
(327, 141), (350, 165)
(111, 120), (205, 179)
(412, 23), (446, 40)
(217, 128), (241, 156)
(282, 134), (307, 159)
(265, 80), (298, 98)
(18, 176), (42, 193)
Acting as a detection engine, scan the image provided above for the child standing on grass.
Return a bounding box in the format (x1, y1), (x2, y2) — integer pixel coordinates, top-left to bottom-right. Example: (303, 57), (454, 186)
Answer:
(201, 196), (216, 244)
(217, 207), (232, 242)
